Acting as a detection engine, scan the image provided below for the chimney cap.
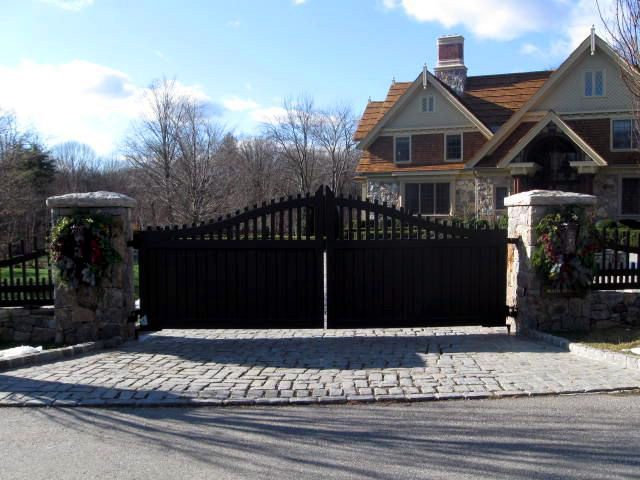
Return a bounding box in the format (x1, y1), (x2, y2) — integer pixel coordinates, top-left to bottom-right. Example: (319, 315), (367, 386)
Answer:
(437, 34), (464, 45)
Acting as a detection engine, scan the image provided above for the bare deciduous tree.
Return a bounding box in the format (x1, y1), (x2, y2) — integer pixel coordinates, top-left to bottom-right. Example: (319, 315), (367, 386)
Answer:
(124, 78), (234, 226)
(264, 96), (322, 193)
(312, 104), (359, 194)
(125, 78), (183, 224)
(53, 141), (101, 192)
(172, 100), (232, 224)
(598, 0), (640, 112)
(236, 137), (285, 206)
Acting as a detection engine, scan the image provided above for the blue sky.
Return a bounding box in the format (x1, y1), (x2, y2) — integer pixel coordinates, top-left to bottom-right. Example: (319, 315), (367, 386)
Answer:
(0, 0), (610, 155)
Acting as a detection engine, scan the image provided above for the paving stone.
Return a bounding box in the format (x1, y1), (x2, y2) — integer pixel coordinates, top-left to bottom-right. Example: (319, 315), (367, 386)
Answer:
(1, 326), (640, 407)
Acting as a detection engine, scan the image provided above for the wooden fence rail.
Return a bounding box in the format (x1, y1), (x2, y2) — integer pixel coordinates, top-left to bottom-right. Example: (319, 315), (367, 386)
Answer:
(0, 237), (54, 307)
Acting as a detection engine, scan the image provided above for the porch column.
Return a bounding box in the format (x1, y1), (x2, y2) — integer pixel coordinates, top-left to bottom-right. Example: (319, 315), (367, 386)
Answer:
(513, 175), (526, 194)
(46, 192), (137, 345)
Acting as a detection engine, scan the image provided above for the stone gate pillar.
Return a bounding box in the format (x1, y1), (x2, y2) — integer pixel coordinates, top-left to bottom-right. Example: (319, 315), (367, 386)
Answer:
(46, 192), (137, 345)
(504, 190), (597, 333)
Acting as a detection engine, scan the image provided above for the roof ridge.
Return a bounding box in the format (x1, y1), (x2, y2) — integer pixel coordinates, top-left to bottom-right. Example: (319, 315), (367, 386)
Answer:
(467, 70), (554, 80)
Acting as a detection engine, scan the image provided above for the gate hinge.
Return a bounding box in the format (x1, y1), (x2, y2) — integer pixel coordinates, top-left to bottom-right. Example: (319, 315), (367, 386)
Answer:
(507, 237), (519, 244)
(506, 305), (518, 318)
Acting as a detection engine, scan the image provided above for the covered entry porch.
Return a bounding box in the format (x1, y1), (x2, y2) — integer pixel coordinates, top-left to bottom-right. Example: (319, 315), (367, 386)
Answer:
(500, 112), (605, 195)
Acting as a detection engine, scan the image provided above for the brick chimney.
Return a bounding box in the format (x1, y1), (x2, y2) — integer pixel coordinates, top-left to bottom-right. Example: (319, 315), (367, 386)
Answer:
(434, 35), (467, 96)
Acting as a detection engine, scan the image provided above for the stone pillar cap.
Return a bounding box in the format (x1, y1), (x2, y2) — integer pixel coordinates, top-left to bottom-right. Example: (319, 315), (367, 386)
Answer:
(504, 189), (597, 207)
(47, 191), (136, 208)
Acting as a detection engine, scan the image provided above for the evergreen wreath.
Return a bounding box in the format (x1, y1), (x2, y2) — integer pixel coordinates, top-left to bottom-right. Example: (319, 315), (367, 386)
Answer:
(531, 206), (600, 294)
(50, 214), (122, 288)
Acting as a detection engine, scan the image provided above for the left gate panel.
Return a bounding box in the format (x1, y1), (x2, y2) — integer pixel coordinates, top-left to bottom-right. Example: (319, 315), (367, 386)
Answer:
(139, 242), (324, 329)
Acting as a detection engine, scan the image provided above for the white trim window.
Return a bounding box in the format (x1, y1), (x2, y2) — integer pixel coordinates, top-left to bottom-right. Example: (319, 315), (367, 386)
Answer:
(621, 178), (640, 215)
(404, 182), (451, 216)
(584, 70), (605, 97)
(421, 95), (435, 113)
(445, 133), (463, 162)
(394, 136), (411, 163)
(611, 119), (637, 151)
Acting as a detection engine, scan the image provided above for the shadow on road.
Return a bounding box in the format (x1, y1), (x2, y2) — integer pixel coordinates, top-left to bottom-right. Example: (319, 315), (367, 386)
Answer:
(12, 395), (640, 479)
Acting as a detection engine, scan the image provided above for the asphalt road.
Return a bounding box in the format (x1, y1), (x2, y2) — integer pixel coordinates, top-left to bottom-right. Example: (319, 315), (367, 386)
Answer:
(1, 394), (639, 479)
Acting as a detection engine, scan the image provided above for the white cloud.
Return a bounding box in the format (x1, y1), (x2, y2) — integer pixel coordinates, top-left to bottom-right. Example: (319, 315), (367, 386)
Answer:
(293, 0), (306, 5)
(520, 43), (542, 56)
(383, 0), (550, 40)
(227, 19), (241, 28)
(0, 60), (211, 155)
(519, 0), (613, 60)
(249, 106), (287, 123)
(40, 0), (94, 11)
(220, 96), (286, 124)
(554, 0), (613, 54)
(386, 0), (616, 59)
(222, 97), (260, 112)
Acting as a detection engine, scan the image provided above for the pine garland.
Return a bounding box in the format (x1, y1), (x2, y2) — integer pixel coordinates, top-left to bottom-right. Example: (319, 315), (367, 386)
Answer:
(50, 214), (122, 288)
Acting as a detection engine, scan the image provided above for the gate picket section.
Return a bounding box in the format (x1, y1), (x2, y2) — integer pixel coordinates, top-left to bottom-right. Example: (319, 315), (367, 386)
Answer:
(325, 188), (507, 328)
(135, 189), (325, 329)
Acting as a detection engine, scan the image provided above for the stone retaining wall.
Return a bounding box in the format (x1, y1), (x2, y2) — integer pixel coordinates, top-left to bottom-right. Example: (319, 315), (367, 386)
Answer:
(0, 306), (56, 344)
(529, 290), (640, 332)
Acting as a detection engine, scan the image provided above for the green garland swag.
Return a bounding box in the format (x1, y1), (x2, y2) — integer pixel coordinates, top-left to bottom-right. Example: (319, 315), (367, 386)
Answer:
(531, 206), (600, 294)
(50, 214), (122, 288)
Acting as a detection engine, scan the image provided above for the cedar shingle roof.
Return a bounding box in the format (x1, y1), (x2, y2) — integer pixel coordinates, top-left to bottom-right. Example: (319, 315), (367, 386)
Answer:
(461, 71), (554, 128)
(354, 82), (412, 141)
(355, 71), (553, 142)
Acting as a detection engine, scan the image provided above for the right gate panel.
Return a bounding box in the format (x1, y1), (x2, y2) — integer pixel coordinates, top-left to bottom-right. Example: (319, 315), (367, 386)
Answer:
(326, 194), (507, 328)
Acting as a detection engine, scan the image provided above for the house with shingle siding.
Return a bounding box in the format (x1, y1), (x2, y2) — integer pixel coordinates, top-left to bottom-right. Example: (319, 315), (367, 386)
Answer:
(355, 33), (640, 221)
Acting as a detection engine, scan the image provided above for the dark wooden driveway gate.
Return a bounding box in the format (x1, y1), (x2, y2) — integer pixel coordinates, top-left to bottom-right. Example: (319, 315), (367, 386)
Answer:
(325, 189), (507, 328)
(135, 187), (507, 329)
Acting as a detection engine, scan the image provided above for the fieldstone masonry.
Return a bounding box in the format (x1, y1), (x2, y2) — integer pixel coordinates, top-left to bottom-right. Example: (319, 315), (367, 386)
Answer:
(46, 192), (136, 345)
(0, 307), (56, 344)
(505, 190), (640, 333)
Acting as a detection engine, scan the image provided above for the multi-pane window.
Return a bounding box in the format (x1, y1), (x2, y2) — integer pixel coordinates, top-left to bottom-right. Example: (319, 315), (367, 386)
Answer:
(394, 136), (411, 163)
(421, 95), (435, 113)
(495, 186), (508, 211)
(404, 183), (450, 215)
(445, 133), (462, 161)
(585, 71), (604, 97)
(612, 119), (637, 150)
(621, 178), (640, 215)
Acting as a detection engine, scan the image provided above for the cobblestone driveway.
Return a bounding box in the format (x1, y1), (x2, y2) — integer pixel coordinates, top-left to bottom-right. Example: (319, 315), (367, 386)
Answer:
(2, 327), (640, 407)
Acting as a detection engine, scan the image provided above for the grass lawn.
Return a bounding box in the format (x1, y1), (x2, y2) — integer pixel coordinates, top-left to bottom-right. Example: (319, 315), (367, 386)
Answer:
(133, 263), (139, 298)
(563, 326), (640, 353)
(0, 266), (50, 283)
(2, 264), (139, 297)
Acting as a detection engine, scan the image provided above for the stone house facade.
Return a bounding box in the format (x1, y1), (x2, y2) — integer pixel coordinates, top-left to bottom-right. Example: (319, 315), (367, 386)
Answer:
(355, 33), (640, 222)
